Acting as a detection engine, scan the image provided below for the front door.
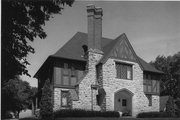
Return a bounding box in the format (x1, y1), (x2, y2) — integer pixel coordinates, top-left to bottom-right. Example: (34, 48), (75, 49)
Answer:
(114, 89), (133, 115)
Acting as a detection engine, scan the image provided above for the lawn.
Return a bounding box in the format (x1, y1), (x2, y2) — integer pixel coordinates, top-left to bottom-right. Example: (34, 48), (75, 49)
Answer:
(55, 118), (180, 120)
(19, 117), (180, 120)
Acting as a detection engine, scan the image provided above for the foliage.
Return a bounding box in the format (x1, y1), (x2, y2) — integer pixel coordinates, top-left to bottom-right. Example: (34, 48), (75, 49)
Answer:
(136, 111), (171, 118)
(1, 0), (73, 118)
(1, 77), (32, 118)
(175, 100), (180, 117)
(150, 51), (180, 98)
(54, 109), (120, 118)
(1, 0), (74, 83)
(39, 79), (53, 120)
(166, 96), (176, 117)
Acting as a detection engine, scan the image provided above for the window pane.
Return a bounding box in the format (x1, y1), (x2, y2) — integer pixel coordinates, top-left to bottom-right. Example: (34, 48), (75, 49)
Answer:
(122, 99), (127, 106)
(54, 67), (61, 85)
(63, 69), (69, 75)
(143, 85), (147, 92)
(143, 79), (147, 84)
(116, 64), (121, 78)
(77, 70), (84, 81)
(62, 97), (67, 106)
(157, 81), (160, 93)
(127, 66), (131, 79)
(63, 76), (69, 85)
(71, 67), (76, 77)
(64, 63), (68, 69)
(61, 91), (69, 107)
(148, 85), (152, 92)
(121, 65), (127, 79)
(71, 77), (77, 86)
(152, 80), (157, 93)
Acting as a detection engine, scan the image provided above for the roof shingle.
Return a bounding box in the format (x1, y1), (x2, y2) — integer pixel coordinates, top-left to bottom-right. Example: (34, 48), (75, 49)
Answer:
(36, 32), (163, 76)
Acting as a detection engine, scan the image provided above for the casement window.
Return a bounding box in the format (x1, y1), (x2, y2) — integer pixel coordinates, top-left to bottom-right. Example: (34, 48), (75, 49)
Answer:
(146, 94), (152, 106)
(116, 62), (133, 80)
(61, 91), (69, 107)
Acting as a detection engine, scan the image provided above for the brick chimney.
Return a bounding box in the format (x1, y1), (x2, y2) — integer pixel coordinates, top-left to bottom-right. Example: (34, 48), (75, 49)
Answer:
(86, 5), (103, 72)
(87, 5), (103, 52)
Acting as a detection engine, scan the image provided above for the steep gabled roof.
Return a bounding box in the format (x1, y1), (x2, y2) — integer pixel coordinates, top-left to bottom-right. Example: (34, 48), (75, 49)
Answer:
(52, 32), (112, 61)
(34, 32), (163, 78)
(138, 57), (163, 73)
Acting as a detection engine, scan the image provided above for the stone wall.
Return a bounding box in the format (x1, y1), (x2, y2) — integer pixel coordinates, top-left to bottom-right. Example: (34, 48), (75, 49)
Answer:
(53, 52), (159, 115)
(53, 88), (72, 111)
(72, 49), (103, 111)
(102, 58), (159, 116)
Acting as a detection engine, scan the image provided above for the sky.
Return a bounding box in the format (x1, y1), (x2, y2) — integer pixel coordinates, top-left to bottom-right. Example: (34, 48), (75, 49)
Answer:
(22, 1), (180, 87)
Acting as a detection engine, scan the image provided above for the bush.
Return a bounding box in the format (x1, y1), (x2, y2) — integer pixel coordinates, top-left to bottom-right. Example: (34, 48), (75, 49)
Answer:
(39, 79), (53, 120)
(20, 117), (38, 120)
(137, 111), (171, 118)
(166, 96), (176, 117)
(54, 109), (119, 118)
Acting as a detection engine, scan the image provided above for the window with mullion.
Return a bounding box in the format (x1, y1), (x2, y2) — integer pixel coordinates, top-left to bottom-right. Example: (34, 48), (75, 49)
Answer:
(116, 62), (132, 80)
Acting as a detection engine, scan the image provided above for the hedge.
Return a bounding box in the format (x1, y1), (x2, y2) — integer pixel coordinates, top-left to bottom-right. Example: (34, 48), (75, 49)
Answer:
(54, 109), (120, 118)
(136, 111), (171, 118)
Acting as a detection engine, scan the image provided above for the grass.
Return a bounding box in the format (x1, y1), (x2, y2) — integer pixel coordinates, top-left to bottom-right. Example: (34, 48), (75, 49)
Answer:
(18, 117), (180, 120)
(55, 118), (180, 120)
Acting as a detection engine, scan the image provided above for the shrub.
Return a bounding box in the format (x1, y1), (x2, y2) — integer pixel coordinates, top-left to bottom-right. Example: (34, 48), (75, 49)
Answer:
(166, 96), (176, 117)
(20, 117), (38, 120)
(175, 100), (180, 117)
(137, 111), (171, 118)
(39, 79), (53, 120)
(54, 109), (119, 118)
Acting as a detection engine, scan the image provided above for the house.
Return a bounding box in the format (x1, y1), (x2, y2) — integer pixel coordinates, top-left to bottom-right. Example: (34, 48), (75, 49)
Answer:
(34, 5), (163, 117)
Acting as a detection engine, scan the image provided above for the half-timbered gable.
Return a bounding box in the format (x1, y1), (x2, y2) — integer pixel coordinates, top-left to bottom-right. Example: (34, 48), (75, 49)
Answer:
(111, 34), (137, 62)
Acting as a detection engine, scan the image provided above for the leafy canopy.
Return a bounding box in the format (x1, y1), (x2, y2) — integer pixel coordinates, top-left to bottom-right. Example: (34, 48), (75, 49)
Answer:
(150, 51), (180, 98)
(1, 0), (74, 83)
(1, 77), (32, 117)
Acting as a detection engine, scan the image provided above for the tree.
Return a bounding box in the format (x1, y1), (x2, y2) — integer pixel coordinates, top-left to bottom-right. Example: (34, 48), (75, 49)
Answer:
(1, 77), (32, 118)
(150, 52), (180, 98)
(39, 79), (53, 120)
(1, 0), (74, 83)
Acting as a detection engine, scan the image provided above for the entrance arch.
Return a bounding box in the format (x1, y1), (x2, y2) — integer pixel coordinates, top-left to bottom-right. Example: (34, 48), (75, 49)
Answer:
(114, 88), (133, 115)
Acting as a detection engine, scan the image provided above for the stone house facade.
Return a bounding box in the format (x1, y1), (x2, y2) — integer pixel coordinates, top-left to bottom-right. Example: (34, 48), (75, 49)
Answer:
(34, 5), (163, 117)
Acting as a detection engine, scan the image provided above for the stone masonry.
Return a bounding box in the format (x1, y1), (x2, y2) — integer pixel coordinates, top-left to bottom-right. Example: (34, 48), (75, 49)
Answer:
(102, 58), (159, 116)
(72, 49), (103, 111)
